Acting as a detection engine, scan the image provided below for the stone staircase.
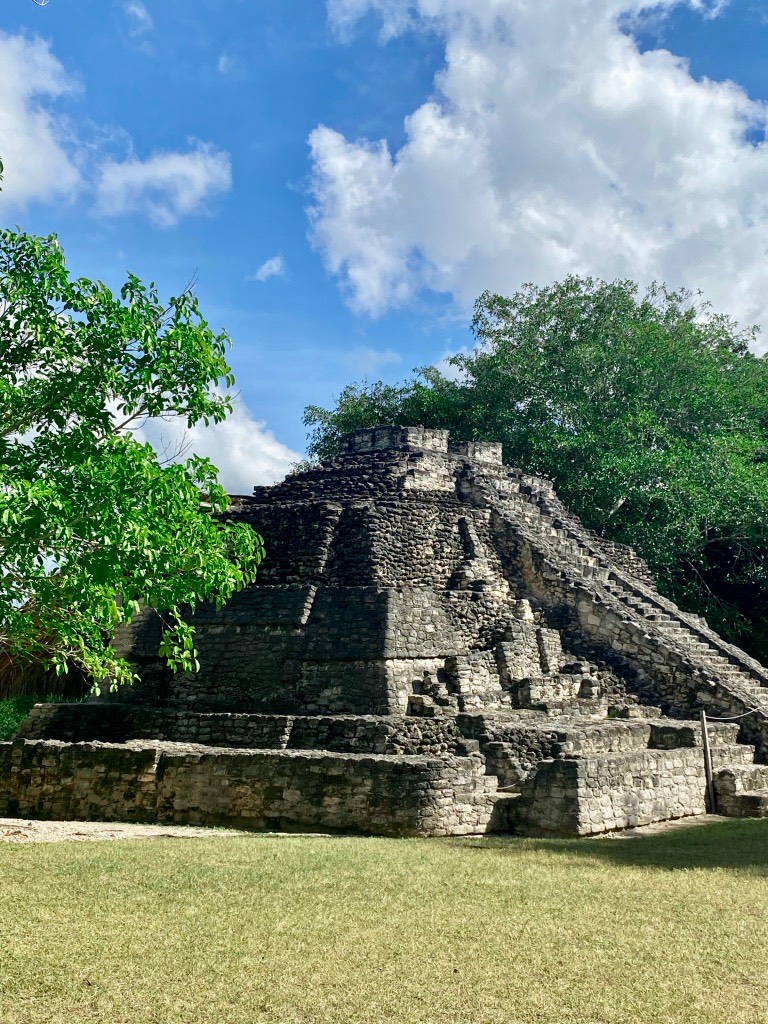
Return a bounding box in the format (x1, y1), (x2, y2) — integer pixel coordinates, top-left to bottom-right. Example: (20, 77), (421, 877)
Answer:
(455, 462), (768, 774)
(502, 466), (768, 694)
(456, 689), (756, 830)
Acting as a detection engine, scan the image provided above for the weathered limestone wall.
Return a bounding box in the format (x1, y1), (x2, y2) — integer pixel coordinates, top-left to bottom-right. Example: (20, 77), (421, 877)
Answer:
(343, 425), (450, 456)
(120, 584), (464, 715)
(714, 765), (768, 818)
(0, 739), (499, 837)
(519, 743), (754, 835)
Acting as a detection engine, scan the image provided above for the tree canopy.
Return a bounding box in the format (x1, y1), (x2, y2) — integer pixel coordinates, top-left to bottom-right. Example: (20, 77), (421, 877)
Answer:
(305, 276), (768, 662)
(0, 222), (264, 692)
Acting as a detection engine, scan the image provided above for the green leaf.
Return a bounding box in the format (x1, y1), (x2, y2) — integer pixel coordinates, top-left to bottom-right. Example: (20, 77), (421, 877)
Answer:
(0, 221), (265, 691)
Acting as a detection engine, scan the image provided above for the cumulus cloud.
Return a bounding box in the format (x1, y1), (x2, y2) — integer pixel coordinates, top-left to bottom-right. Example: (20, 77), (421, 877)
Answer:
(312, 0), (768, 346)
(434, 343), (472, 382)
(248, 255), (287, 282)
(0, 33), (81, 213)
(136, 400), (301, 495)
(0, 32), (231, 228)
(94, 143), (232, 227)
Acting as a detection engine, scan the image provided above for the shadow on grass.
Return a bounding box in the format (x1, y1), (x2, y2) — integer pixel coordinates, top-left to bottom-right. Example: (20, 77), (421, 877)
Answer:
(449, 818), (768, 873)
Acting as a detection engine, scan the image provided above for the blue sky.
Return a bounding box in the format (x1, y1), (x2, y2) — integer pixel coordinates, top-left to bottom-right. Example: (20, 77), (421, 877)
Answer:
(1, 0), (768, 489)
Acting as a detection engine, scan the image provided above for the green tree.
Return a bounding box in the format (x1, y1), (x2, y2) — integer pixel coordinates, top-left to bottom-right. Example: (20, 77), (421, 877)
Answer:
(305, 277), (768, 660)
(0, 223), (264, 692)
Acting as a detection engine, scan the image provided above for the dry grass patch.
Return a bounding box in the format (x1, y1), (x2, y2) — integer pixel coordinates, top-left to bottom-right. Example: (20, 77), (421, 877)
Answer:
(2, 819), (768, 1024)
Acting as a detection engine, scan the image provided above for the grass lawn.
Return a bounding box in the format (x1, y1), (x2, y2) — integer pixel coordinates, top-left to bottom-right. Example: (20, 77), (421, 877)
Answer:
(2, 820), (768, 1024)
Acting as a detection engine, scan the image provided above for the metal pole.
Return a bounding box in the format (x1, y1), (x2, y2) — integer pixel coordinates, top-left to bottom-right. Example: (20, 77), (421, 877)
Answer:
(700, 709), (716, 813)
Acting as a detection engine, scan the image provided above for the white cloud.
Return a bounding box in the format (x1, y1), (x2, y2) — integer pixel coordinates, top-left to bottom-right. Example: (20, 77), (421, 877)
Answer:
(313, 0), (768, 347)
(692, 0), (729, 16)
(94, 142), (232, 227)
(136, 399), (301, 495)
(0, 32), (231, 229)
(248, 255), (287, 282)
(327, 0), (418, 39)
(123, 1), (153, 36)
(0, 33), (81, 213)
(217, 52), (233, 74)
(343, 345), (402, 377)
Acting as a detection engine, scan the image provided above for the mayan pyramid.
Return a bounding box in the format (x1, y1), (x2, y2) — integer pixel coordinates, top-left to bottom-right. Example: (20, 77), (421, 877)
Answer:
(5, 425), (768, 835)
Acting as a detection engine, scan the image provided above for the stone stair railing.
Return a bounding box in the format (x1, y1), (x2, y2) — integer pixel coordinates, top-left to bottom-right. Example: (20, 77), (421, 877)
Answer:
(460, 465), (768, 758)
(496, 468), (768, 694)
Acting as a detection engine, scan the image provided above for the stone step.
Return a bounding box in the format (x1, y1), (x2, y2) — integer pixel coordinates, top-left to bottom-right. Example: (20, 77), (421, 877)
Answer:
(710, 744), (757, 769)
(17, 703), (470, 757)
(550, 720), (652, 755)
(715, 763), (768, 795)
(487, 791), (522, 833)
(607, 704), (663, 720)
(517, 676), (583, 705)
(649, 720), (740, 749)
(694, 667), (744, 681)
(717, 791), (768, 818)
(483, 743), (531, 788)
(715, 764), (768, 818)
(544, 720), (746, 757)
(526, 699), (611, 720)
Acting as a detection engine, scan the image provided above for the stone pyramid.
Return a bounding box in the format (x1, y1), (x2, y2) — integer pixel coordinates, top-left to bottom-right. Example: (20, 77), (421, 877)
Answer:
(6, 426), (768, 835)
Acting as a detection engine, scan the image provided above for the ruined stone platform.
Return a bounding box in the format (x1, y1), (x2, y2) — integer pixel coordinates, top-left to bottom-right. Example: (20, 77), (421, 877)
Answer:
(6, 425), (768, 836)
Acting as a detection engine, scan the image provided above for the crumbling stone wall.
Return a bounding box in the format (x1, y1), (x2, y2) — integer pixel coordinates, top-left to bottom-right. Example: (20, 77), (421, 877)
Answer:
(0, 739), (499, 838)
(519, 742), (754, 835)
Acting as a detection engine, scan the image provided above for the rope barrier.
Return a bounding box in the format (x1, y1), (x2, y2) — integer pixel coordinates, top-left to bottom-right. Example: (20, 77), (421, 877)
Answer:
(701, 708), (759, 722)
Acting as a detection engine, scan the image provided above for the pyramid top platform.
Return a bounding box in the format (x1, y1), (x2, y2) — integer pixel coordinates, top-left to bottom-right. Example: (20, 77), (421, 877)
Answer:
(338, 425), (503, 466)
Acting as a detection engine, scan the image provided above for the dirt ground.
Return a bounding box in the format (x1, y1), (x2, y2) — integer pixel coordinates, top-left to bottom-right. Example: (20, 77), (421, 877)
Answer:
(0, 817), (251, 843)
(0, 814), (730, 843)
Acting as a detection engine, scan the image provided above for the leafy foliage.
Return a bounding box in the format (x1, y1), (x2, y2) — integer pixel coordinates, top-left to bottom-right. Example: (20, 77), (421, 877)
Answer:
(0, 224), (264, 690)
(305, 277), (768, 660)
